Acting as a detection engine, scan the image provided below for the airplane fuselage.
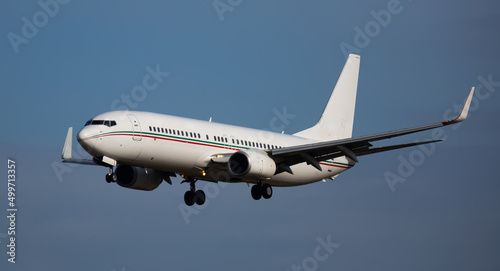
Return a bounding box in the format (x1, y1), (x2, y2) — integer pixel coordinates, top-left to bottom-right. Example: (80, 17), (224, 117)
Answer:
(77, 111), (354, 187)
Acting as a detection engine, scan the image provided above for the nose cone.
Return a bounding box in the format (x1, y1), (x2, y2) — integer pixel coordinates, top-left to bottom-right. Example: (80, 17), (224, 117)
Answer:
(76, 128), (86, 143)
(77, 126), (99, 156)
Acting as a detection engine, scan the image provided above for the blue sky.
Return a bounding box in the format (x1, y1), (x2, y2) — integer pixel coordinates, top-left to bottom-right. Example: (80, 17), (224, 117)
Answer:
(1, 0), (500, 270)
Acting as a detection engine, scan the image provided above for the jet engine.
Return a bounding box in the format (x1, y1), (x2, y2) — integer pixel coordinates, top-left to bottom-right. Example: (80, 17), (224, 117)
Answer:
(115, 164), (163, 191)
(228, 150), (276, 179)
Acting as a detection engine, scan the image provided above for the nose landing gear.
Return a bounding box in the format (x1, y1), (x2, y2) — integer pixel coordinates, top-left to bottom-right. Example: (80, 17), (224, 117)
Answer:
(105, 168), (117, 183)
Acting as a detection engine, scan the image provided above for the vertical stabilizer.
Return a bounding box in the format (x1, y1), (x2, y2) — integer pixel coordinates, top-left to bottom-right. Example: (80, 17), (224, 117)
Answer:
(294, 54), (360, 140)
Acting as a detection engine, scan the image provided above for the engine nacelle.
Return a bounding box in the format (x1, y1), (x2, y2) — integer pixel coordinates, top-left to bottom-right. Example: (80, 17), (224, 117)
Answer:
(228, 149), (277, 179)
(115, 165), (163, 191)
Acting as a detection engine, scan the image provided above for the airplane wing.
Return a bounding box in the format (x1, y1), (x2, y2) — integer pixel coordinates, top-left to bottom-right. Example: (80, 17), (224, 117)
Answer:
(270, 87), (475, 173)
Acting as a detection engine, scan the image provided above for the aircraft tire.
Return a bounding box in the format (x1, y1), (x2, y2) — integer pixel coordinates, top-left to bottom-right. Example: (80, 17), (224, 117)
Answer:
(262, 184), (273, 199)
(251, 185), (262, 200)
(195, 190), (206, 205)
(184, 191), (195, 206)
(105, 173), (114, 183)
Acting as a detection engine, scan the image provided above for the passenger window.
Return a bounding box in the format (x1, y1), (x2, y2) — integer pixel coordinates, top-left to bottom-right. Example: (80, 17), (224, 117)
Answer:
(149, 126), (152, 132)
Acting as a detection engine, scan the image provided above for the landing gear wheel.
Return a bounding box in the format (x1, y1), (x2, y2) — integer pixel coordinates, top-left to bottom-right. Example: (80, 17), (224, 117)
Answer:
(105, 173), (117, 183)
(251, 185), (262, 200)
(184, 190), (195, 206)
(194, 190), (206, 205)
(262, 184), (273, 199)
(182, 177), (206, 206)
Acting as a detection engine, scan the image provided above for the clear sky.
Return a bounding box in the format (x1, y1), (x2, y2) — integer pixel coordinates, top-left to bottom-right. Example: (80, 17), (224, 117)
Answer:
(1, 0), (499, 270)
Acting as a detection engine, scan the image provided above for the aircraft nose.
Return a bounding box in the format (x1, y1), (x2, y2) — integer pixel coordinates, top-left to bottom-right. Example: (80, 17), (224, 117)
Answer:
(77, 127), (88, 143)
(77, 127), (98, 155)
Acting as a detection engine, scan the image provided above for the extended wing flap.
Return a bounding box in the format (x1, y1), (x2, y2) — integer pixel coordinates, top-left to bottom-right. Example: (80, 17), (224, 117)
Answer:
(355, 139), (444, 156)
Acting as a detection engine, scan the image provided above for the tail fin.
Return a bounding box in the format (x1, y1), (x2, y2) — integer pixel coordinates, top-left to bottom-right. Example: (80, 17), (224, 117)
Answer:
(294, 54), (360, 140)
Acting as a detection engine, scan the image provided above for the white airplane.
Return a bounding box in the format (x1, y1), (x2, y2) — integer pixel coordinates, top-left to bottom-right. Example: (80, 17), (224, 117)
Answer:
(62, 54), (474, 206)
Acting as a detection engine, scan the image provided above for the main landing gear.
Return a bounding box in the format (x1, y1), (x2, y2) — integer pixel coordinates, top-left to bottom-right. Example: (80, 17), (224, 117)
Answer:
(105, 168), (117, 183)
(182, 178), (206, 206)
(251, 182), (273, 200)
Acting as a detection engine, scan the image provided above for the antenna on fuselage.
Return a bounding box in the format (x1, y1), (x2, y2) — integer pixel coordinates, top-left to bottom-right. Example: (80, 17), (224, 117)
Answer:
(209, 117), (212, 122)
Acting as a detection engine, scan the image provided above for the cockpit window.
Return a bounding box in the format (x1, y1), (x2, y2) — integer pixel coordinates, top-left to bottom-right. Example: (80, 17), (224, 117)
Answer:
(84, 119), (117, 127)
(92, 120), (105, 125)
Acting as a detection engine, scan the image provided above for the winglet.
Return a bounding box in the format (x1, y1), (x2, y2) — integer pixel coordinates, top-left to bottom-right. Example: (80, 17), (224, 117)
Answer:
(62, 127), (73, 159)
(446, 87), (475, 125)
